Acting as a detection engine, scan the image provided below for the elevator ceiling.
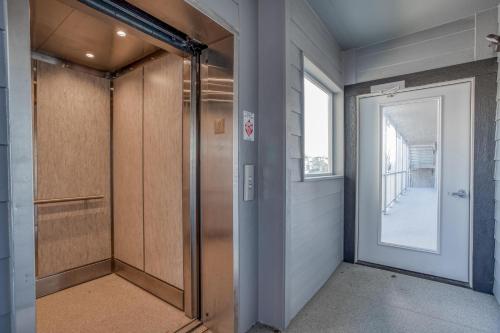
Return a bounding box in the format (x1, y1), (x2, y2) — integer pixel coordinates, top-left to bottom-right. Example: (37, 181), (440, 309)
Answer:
(30, 0), (161, 71)
(30, 0), (231, 72)
(124, 0), (230, 46)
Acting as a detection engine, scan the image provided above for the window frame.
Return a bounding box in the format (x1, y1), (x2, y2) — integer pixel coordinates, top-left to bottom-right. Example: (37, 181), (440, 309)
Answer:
(303, 71), (335, 179)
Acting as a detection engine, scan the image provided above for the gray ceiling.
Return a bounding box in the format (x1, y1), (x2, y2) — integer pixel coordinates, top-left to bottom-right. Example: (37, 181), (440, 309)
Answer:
(307, 0), (499, 50)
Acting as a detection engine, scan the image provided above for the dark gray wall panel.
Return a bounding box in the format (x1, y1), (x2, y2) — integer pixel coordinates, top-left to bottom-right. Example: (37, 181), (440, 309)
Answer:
(344, 91), (357, 263)
(473, 72), (497, 293)
(344, 58), (497, 293)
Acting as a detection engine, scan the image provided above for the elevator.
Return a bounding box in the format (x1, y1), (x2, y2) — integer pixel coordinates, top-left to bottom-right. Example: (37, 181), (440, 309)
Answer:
(29, 0), (235, 332)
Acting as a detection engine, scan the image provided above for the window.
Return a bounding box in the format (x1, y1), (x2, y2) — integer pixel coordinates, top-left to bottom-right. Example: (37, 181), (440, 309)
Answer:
(303, 74), (333, 177)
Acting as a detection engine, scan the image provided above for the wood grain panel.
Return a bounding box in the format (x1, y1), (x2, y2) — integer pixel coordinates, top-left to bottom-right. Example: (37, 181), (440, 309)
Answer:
(37, 201), (111, 278)
(36, 61), (111, 277)
(112, 68), (145, 270)
(36, 61), (109, 199)
(143, 55), (184, 289)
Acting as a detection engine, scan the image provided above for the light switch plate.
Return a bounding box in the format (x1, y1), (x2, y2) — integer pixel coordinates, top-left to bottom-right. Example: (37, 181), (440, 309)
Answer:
(244, 164), (255, 201)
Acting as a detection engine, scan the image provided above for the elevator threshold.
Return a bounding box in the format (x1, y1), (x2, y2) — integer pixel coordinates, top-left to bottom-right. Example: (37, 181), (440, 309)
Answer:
(36, 274), (191, 333)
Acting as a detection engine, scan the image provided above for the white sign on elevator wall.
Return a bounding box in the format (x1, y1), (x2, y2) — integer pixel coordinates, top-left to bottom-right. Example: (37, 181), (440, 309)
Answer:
(243, 110), (255, 141)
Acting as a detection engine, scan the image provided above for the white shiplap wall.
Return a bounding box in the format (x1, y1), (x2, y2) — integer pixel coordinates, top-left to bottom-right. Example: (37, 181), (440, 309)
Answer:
(344, 7), (498, 85)
(285, 0), (344, 326)
(494, 5), (500, 306)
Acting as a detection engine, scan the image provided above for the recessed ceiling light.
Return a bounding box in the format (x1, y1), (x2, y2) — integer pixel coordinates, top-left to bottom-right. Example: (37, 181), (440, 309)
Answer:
(116, 30), (127, 37)
(85, 52), (95, 59)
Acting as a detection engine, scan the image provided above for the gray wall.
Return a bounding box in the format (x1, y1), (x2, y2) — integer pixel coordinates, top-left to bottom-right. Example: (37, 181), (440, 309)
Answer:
(343, 7), (498, 85)
(236, 0), (259, 332)
(5, 0), (36, 332)
(344, 58), (498, 293)
(0, 0), (10, 331)
(257, 0), (287, 329)
(284, 0), (344, 326)
(494, 4), (500, 305)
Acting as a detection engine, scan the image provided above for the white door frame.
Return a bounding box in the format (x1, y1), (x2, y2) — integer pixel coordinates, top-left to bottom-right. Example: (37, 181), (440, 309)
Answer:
(354, 77), (475, 287)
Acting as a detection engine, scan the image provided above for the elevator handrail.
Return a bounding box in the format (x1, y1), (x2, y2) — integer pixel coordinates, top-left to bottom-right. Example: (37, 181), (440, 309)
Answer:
(34, 195), (104, 204)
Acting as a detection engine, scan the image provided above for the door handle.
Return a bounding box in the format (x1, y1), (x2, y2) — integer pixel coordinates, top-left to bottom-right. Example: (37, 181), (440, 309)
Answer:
(451, 189), (468, 198)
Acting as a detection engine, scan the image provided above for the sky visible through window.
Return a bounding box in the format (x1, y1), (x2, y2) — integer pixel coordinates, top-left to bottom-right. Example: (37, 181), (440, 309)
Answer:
(304, 76), (331, 175)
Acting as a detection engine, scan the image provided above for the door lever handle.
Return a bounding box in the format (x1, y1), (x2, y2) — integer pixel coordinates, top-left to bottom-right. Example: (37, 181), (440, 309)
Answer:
(451, 189), (468, 198)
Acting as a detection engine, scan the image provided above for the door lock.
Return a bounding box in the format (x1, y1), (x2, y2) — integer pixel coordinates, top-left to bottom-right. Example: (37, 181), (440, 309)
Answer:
(451, 189), (468, 198)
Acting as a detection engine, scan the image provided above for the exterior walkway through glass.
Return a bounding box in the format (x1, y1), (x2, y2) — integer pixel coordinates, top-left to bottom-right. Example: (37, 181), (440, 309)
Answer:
(381, 187), (438, 251)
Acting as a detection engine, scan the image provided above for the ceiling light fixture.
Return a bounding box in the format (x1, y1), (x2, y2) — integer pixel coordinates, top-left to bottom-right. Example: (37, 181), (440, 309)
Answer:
(116, 30), (127, 37)
(85, 52), (95, 59)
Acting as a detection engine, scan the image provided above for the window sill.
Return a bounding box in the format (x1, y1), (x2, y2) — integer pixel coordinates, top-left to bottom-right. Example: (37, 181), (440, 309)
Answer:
(303, 175), (344, 182)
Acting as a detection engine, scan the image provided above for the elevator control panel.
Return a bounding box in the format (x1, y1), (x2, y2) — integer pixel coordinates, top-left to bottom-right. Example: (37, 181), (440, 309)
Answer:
(244, 164), (255, 201)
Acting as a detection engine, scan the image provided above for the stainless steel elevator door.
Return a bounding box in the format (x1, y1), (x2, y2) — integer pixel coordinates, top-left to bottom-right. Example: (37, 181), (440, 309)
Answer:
(200, 36), (235, 333)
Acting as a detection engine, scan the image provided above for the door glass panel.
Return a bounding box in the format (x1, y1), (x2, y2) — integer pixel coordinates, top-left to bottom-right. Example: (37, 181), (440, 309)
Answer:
(380, 99), (440, 252)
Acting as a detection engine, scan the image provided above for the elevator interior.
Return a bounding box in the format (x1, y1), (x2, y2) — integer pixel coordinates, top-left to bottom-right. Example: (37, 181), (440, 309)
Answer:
(29, 0), (234, 332)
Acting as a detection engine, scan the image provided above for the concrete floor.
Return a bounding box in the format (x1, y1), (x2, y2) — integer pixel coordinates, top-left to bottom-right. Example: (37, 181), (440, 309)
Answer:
(37, 274), (191, 333)
(382, 187), (438, 251)
(249, 263), (500, 333)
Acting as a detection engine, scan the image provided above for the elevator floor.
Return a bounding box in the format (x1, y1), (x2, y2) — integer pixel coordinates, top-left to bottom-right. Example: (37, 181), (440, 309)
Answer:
(36, 274), (191, 333)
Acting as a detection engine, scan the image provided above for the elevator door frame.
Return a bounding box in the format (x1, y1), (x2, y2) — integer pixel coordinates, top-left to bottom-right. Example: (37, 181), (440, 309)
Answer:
(5, 1), (238, 333)
(182, 53), (202, 319)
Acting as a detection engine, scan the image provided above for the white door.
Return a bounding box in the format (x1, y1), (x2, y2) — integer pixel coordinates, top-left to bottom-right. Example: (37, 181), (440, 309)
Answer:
(357, 80), (472, 283)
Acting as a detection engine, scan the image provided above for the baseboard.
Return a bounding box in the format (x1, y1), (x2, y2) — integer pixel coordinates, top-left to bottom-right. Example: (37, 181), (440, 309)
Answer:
(36, 257), (185, 311)
(36, 259), (113, 298)
(356, 261), (470, 288)
(113, 259), (184, 310)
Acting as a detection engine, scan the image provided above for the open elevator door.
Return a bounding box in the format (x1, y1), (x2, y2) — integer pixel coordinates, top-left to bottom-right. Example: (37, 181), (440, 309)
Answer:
(31, 0), (235, 331)
(199, 35), (235, 333)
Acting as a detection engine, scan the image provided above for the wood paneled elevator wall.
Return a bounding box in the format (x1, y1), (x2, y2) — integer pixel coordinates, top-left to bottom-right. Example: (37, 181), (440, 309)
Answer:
(113, 53), (184, 290)
(35, 60), (112, 278)
(34, 53), (184, 293)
